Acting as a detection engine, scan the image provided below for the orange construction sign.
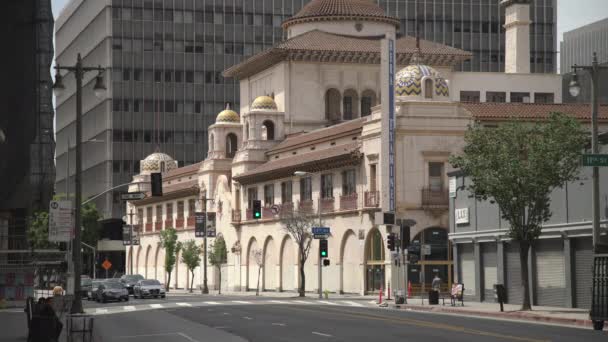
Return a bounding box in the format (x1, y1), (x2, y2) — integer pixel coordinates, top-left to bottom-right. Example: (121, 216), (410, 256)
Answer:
(102, 260), (112, 270)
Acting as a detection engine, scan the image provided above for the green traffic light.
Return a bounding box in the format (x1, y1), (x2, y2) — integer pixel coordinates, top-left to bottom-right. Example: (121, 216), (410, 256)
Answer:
(321, 251), (327, 257)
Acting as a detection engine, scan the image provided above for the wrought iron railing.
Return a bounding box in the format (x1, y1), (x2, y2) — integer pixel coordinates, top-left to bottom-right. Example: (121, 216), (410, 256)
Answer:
(364, 191), (379, 207)
(421, 187), (449, 207)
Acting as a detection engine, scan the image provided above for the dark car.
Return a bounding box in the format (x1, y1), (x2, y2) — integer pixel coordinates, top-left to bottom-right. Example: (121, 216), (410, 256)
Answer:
(88, 280), (104, 301)
(96, 281), (129, 303)
(133, 279), (166, 299)
(81, 276), (93, 299)
(120, 274), (144, 295)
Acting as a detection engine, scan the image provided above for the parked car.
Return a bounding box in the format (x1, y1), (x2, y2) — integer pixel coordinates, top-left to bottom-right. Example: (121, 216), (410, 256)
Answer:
(96, 281), (129, 303)
(88, 280), (104, 301)
(120, 274), (144, 295)
(81, 277), (93, 299)
(133, 279), (166, 299)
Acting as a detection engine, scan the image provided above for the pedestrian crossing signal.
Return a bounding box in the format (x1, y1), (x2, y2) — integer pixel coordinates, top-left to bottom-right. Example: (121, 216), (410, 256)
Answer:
(253, 200), (262, 219)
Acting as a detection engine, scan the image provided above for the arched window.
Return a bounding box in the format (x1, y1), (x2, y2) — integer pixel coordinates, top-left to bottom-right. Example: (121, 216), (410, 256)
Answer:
(343, 89), (359, 120)
(209, 133), (214, 151)
(226, 133), (238, 158)
(160, 161), (165, 172)
(325, 88), (341, 122)
(261, 120), (275, 140)
(365, 229), (385, 292)
(424, 78), (434, 99)
(360, 90), (377, 117)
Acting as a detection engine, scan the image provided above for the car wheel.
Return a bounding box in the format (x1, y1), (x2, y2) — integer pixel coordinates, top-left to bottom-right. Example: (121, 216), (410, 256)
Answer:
(161, 295), (165, 299)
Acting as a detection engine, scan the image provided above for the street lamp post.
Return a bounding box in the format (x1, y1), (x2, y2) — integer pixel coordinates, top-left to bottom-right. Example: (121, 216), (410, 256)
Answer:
(53, 53), (106, 314)
(198, 193), (214, 294)
(570, 52), (608, 253)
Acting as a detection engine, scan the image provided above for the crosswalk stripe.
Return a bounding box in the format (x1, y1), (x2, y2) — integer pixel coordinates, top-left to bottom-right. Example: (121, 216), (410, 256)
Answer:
(204, 301), (221, 305)
(292, 300), (312, 305)
(318, 300), (338, 305)
(150, 304), (163, 309)
(341, 301), (363, 307)
(176, 302), (192, 307)
(231, 300), (251, 304)
(268, 300), (289, 304)
(123, 306), (136, 311)
(95, 308), (108, 314)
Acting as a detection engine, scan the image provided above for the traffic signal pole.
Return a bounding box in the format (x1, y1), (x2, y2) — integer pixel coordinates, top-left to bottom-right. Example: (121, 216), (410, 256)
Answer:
(318, 198), (322, 299)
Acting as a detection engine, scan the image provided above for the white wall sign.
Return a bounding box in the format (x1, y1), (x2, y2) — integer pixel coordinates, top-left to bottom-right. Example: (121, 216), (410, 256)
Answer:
(449, 177), (457, 198)
(455, 207), (469, 225)
(48, 200), (73, 242)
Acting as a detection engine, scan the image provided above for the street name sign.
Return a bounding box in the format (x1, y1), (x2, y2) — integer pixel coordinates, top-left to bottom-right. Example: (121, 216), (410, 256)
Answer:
(48, 200), (73, 242)
(312, 227), (330, 239)
(582, 154), (608, 167)
(120, 192), (146, 201)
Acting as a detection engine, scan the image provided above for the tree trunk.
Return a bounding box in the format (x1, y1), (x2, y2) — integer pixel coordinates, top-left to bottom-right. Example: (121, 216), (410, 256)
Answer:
(166, 272), (172, 292)
(519, 240), (532, 311)
(218, 266), (222, 295)
(299, 251), (306, 297)
(190, 270), (194, 293)
(256, 266), (262, 296)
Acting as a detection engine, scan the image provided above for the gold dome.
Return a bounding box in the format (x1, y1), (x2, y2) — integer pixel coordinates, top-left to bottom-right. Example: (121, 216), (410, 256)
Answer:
(216, 104), (240, 123)
(395, 64), (449, 98)
(251, 95), (278, 112)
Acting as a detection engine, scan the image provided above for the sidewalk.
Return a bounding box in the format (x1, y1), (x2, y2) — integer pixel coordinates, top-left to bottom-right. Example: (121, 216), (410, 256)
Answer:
(166, 288), (375, 300)
(389, 298), (595, 329)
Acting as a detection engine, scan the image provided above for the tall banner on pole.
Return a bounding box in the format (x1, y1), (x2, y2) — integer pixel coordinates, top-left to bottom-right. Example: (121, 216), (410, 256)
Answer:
(380, 32), (396, 214)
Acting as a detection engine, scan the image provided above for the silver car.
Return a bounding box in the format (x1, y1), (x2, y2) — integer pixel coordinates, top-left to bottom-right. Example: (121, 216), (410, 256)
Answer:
(133, 279), (166, 299)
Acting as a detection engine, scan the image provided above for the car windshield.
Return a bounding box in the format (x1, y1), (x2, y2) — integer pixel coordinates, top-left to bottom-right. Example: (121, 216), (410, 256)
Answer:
(104, 282), (124, 289)
(92, 281), (103, 287)
(141, 280), (161, 286)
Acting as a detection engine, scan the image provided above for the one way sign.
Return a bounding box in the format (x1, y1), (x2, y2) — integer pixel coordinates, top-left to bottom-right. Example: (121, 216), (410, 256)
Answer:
(120, 192), (146, 201)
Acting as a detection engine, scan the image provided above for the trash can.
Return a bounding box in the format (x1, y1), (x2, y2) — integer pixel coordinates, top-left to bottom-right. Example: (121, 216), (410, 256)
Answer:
(67, 314), (94, 342)
(428, 290), (439, 305)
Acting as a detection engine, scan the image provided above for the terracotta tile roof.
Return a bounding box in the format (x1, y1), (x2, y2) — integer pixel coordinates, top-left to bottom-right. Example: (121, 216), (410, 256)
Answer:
(461, 102), (608, 121)
(283, 0), (399, 28)
(234, 142), (362, 185)
(224, 30), (472, 78)
(269, 118), (366, 153)
(163, 162), (201, 179)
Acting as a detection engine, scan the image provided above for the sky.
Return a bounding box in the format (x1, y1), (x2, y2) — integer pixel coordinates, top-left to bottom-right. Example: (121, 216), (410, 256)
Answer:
(51, 0), (607, 50)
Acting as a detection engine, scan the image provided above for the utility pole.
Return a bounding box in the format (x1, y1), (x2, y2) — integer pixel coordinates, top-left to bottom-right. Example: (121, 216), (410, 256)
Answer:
(128, 209), (135, 275)
(570, 52), (608, 253)
(202, 193), (209, 294)
(318, 196), (322, 299)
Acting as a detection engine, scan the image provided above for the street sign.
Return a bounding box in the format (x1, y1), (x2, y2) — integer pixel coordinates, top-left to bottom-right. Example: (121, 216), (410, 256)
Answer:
(270, 204), (280, 215)
(422, 244), (431, 256)
(195, 212), (206, 238)
(312, 227), (330, 239)
(101, 260), (112, 271)
(206, 212), (217, 238)
(582, 154), (608, 167)
(449, 177), (457, 198)
(122, 226), (139, 246)
(120, 192), (146, 201)
(48, 200), (73, 242)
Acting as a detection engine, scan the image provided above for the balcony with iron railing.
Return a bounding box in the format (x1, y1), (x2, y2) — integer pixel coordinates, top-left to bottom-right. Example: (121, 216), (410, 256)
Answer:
(164, 219), (174, 228)
(232, 210), (242, 223)
(263, 206), (274, 219)
(281, 202), (294, 216)
(364, 191), (379, 207)
(175, 217), (185, 229)
(245, 208), (254, 221)
(298, 200), (314, 214)
(145, 222), (153, 232)
(340, 193), (358, 211)
(320, 198), (335, 213)
(154, 221), (162, 231)
(187, 216), (195, 228)
(421, 187), (449, 208)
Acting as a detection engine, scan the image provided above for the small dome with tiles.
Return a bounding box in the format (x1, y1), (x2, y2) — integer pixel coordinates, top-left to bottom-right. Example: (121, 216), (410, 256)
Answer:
(140, 152), (178, 174)
(251, 95), (278, 112)
(216, 104), (240, 123)
(395, 64), (450, 100)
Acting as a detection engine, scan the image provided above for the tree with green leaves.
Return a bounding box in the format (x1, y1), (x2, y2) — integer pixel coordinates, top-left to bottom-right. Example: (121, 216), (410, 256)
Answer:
(180, 239), (202, 293)
(159, 228), (181, 291)
(450, 112), (586, 310)
(208, 235), (228, 294)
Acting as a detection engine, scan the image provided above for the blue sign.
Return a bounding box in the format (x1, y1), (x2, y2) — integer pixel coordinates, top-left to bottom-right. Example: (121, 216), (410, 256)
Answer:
(388, 38), (396, 212)
(312, 227), (330, 235)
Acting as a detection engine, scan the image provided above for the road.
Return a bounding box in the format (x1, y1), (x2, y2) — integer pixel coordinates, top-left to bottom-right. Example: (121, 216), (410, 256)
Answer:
(85, 294), (608, 342)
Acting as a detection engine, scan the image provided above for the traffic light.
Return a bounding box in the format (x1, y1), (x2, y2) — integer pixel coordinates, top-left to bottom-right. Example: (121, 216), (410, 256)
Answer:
(323, 259), (330, 266)
(400, 225), (411, 250)
(151, 172), (163, 197)
(319, 239), (328, 258)
(252, 200), (262, 219)
(387, 233), (396, 251)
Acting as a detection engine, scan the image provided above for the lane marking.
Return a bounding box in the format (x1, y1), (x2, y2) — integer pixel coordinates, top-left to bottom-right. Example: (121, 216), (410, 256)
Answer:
(204, 301), (221, 305)
(243, 316), (253, 320)
(232, 300), (252, 304)
(95, 308), (108, 314)
(318, 300), (338, 305)
(222, 312), (231, 316)
(176, 302), (192, 307)
(268, 300), (289, 304)
(177, 332), (201, 342)
(341, 301), (363, 307)
(293, 300), (312, 305)
(117, 332), (179, 339)
(272, 323), (287, 326)
(214, 326), (228, 329)
(123, 306), (136, 311)
(312, 331), (333, 337)
(150, 304), (163, 309)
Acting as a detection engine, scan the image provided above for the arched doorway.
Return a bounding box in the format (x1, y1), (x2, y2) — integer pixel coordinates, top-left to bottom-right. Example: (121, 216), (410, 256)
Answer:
(263, 236), (277, 291)
(144, 245), (152, 278)
(261, 120), (275, 140)
(341, 230), (361, 294)
(343, 89), (359, 120)
(135, 246), (142, 275)
(154, 243), (162, 281)
(280, 235), (295, 292)
(364, 229), (385, 293)
(409, 227), (452, 292)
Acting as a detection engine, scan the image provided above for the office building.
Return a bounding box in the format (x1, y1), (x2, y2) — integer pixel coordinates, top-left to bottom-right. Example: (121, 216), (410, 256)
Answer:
(561, 18), (608, 104)
(55, 0), (557, 220)
(0, 0), (55, 303)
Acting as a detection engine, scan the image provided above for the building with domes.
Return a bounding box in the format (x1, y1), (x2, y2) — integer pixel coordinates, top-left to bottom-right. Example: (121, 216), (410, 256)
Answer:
(123, 0), (594, 300)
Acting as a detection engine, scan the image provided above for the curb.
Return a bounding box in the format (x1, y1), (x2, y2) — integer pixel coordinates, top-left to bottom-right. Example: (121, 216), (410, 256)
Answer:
(390, 304), (594, 328)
